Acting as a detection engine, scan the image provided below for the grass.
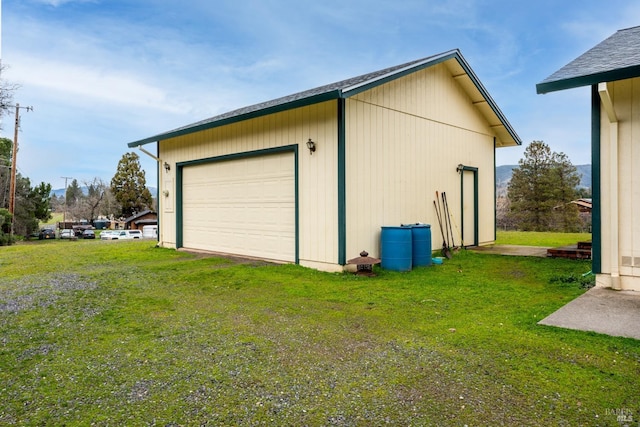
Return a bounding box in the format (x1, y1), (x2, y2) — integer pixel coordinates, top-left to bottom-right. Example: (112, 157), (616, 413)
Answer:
(40, 212), (64, 229)
(496, 230), (592, 247)
(0, 239), (638, 425)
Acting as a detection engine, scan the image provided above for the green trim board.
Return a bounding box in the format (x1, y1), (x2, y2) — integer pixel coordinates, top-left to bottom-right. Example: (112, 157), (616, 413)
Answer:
(591, 85), (601, 273)
(175, 145), (300, 263)
(128, 92), (341, 148)
(337, 99), (346, 265)
(536, 65), (640, 94)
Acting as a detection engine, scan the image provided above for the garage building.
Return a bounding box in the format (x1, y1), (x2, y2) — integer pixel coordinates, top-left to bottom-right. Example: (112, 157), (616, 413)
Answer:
(128, 49), (521, 271)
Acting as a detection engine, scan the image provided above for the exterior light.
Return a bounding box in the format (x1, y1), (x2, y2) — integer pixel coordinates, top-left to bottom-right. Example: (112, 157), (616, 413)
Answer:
(164, 162), (171, 172)
(306, 139), (316, 155)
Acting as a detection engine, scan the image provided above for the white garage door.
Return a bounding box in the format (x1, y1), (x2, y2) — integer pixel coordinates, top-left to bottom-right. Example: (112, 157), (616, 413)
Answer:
(182, 152), (295, 262)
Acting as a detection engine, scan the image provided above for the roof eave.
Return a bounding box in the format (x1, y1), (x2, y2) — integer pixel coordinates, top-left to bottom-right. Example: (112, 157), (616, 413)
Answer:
(127, 90), (342, 147)
(453, 53), (522, 146)
(341, 50), (460, 96)
(536, 64), (640, 94)
(128, 50), (522, 148)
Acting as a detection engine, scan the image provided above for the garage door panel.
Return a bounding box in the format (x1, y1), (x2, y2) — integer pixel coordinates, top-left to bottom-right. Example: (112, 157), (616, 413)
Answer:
(182, 152), (295, 262)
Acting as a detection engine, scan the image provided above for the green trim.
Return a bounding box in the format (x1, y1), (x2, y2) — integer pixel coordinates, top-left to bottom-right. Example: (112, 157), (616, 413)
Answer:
(128, 92), (341, 148)
(175, 145), (299, 263)
(591, 85), (602, 273)
(536, 65), (640, 94)
(337, 99), (347, 265)
(342, 51), (458, 98)
(458, 165), (479, 247)
(176, 163), (183, 248)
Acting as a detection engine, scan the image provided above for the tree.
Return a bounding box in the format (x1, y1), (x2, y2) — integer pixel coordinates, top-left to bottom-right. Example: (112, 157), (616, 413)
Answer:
(66, 179), (83, 208)
(110, 152), (153, 218)
(0, 137), (11, 209)
(0, 208), (13, 245)
(507, 141), (580, 232)
(31, 182), (53, 223)
(0, 64), (18, 125)
(12, 176), (52, 237)
(83, 178), (108, 222)
(549, 151), (581, 231)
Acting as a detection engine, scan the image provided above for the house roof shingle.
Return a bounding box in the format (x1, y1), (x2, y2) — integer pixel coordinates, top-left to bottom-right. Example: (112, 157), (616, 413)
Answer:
(537, 26), (640, 94)
(129, 49), (521, 148)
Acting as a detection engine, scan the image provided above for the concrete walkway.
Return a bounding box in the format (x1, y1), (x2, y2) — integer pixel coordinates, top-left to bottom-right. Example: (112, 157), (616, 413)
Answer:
(539, 287), (640, 340)
(469, 244), (551, 257)
(471, 244), (640, 340)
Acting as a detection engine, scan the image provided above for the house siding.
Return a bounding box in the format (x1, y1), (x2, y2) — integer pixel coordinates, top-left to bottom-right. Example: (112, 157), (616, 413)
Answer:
(158, 101), (341, 270)
(597, 77), (640, 291)
(344, 62), (497, 260)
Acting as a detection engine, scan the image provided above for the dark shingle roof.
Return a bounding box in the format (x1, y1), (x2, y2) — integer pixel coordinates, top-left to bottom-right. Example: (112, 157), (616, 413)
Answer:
(537, 26), (640, 94)
(129, 49), (521, 147)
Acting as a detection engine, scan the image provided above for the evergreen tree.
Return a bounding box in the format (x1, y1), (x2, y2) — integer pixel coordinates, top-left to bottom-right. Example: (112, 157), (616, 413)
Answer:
(110, 152), (153, 218)
(30, 182), (53, 223)
(66, 179), (83, 208)
(0, 138), (11, 209)
(550, 151), (581, 231)
(12, 176), (52, 237)
(507, 141), (580, 232)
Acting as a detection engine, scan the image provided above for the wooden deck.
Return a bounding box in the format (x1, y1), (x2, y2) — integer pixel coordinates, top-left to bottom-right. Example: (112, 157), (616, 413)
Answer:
(546, 241), (592, 260)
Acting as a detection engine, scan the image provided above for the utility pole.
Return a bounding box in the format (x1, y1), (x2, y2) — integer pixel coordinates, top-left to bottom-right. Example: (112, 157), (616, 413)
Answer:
(8, 103), (34, 235)
(61, 176), (73, 226)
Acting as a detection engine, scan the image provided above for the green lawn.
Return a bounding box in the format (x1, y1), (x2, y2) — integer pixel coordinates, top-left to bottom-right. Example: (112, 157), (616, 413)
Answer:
(0, 239), (637, 425)
(496, 230), (592, 247)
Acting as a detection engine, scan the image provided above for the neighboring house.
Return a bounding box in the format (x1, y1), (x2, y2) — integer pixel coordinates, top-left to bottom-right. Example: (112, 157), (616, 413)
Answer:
(571, 198), (592, 214)
(537, 26), (640, 291)
(124, 210), (158, 230)
(128, 49), (521, 272)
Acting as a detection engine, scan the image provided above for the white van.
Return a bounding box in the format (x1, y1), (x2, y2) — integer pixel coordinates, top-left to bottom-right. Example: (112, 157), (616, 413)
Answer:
(142, 225), (158, 239)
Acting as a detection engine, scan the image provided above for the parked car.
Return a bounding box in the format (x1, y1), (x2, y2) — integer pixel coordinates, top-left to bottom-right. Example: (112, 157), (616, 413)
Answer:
(100, 230), (117, 240)
(82, 229), (95, 239)
(101, 230), (142, 240)
(124, 230), (142, 239)
(100, 230), (124, 240)
(60, 229), (75, 239)
(38, 228), (56, 240)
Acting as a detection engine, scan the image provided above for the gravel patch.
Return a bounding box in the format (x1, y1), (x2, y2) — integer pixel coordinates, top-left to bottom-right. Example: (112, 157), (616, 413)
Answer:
(0, 273), (98, 314)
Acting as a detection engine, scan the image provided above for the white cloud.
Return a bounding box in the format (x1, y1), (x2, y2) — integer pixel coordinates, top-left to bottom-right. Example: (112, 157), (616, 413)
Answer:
(8, 55), (185, 113)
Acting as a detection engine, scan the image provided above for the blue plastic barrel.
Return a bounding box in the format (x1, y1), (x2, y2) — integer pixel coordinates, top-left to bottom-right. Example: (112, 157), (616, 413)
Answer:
(410, 224), (432, 267)
(380, 226), (412, 271)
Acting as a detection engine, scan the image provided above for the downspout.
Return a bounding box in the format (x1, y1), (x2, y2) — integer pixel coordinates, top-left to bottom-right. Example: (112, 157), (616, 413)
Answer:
(598, 82), (620, 290)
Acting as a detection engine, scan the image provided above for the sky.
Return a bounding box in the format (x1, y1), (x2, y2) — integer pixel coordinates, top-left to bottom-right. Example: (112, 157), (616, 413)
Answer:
(1, 0), (640, 191)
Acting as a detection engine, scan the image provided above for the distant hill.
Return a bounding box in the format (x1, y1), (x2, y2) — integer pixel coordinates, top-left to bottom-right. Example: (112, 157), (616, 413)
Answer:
(497, 164), (591, 190)
(51, 186), (158, 198)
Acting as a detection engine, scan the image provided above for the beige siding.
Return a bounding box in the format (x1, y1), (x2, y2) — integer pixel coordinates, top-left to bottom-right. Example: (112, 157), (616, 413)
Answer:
(158, 101), (340, 269)
(345, 62), (497, 260)
(598, 77), (640, 290)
